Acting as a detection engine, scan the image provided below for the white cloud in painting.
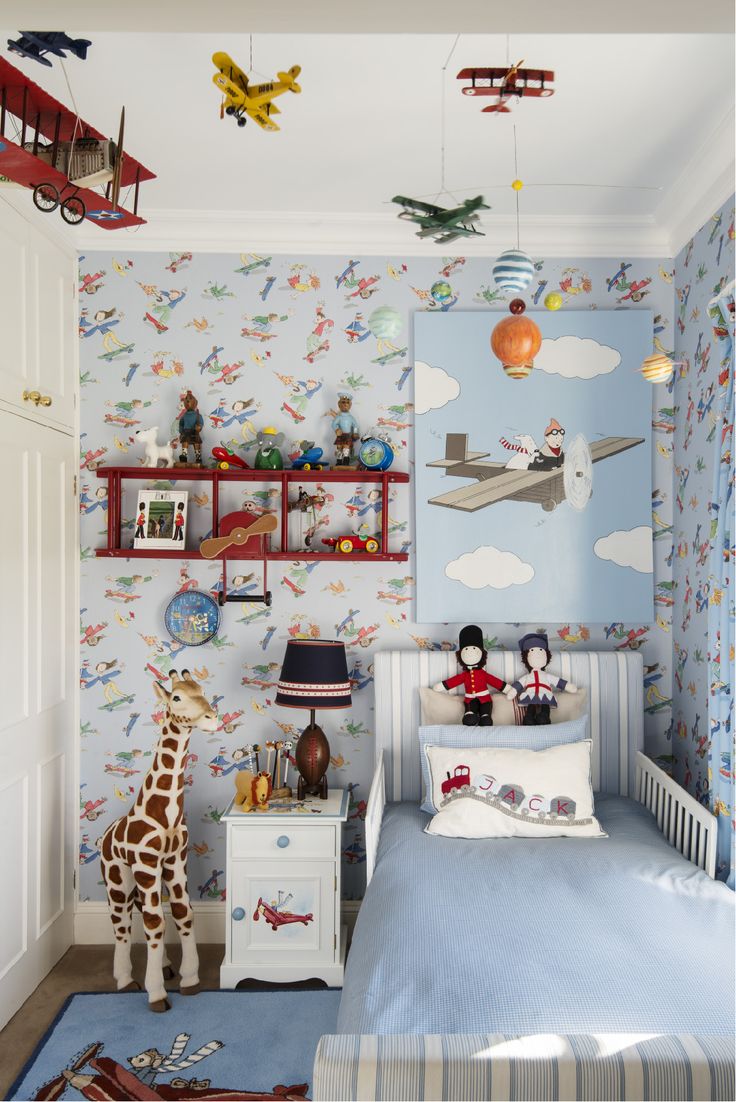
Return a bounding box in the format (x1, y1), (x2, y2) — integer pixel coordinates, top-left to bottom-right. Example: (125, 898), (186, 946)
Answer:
(415, 360), (460, 414)
(594, 526), (653, 573)
(535, 335), (621, 379)
(445, 546), (535, 590)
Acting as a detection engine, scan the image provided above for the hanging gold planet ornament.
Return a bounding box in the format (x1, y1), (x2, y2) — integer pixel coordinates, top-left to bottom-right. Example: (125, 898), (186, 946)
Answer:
(544, 291), (563, 311)
(491, 298), (542, 379)
(640, 353), (674, 383)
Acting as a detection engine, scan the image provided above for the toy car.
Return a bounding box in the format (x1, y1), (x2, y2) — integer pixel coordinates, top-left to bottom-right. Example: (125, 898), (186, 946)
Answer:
(291, 445), (328, 471)
(322, 534), (380, 555)
(212, 446), (249, 470)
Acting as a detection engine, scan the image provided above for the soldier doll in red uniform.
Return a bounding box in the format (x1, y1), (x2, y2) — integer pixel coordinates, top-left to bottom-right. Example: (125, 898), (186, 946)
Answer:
(432, 624), (510, 725)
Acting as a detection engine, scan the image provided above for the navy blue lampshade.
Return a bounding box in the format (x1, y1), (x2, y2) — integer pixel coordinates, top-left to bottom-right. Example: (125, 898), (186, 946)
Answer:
(275, 639), (352, 710)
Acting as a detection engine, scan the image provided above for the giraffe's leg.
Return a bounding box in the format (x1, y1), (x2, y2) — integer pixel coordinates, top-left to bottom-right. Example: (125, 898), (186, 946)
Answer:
(101, 833), (139, 992)
(133, 862), (170, 1012)
(163, 850), (200, 994)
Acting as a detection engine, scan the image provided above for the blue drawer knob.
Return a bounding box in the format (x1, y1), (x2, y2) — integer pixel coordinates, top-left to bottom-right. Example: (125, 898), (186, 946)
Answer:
(231, 907), (245, 922)
(277, 835), (290, 849)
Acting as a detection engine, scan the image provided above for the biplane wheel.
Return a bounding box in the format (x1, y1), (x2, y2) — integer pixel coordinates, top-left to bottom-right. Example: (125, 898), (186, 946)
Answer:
(61, 195), (86, 225)
(33, 183), (59, 213)
(365, 538), (379, 554)
(225, 105), (236, 115)
(541, 500), (557, 512)
(237, 117), (247, 127)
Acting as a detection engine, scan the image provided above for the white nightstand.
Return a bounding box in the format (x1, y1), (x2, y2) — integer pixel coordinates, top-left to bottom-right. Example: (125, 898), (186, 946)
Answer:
(220, 788), (349, 988)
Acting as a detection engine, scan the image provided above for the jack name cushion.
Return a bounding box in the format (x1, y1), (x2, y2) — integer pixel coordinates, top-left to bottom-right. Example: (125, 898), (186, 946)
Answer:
(425, 740), (606, 839)
(419, 685), (588, 727)
(418, 716), (589, 814)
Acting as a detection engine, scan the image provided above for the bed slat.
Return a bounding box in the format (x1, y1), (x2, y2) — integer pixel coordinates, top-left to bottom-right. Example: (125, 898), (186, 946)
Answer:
(635, 751), (716, 878)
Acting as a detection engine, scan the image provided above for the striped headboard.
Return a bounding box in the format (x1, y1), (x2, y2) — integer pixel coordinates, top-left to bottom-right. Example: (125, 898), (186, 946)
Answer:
(374, 650), (644, 801)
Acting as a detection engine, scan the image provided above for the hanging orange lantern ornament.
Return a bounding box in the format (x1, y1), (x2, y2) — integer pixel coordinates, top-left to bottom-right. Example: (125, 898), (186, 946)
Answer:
(639, 353), (674, 384)
(491, 298), (542, 379)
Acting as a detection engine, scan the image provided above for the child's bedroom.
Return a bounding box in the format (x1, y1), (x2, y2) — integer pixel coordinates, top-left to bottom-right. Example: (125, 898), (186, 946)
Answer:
(0, 2), (733, 1100)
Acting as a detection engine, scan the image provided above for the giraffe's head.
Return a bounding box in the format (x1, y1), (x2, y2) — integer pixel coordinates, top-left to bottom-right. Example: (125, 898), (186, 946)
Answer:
(154, 670), (218, 733)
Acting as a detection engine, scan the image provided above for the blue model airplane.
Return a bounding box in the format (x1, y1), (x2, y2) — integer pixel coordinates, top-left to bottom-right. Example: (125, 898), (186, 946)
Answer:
(7, 31), (92, 67)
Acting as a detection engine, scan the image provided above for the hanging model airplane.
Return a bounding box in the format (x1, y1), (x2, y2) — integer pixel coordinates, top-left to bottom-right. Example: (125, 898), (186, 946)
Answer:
(427, 432), (643, 512)
(457, 60), (555, 114)
(212, 52), (301, 131)
(391, 195), (490, 244)
(0, 58), (155, 227)
(6, 31), (92, 67)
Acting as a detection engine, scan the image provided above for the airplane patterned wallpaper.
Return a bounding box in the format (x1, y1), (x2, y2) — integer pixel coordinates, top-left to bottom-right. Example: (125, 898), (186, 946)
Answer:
(670, 194), (735, 883)
(78, 246), (678, 901)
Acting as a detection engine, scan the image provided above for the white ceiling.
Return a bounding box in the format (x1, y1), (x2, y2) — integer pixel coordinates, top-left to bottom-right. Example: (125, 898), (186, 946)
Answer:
(1, 30), (734, 255)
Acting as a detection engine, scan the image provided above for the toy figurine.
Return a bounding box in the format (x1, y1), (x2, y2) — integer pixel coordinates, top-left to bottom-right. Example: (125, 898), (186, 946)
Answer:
(506, 631), (578, 725)
(251, 427), (285, 470)
(331, 394), (359, 466)
(134, 426), (176, 468)
(233, 769), (273, 812)
(432, 624), (510, 726)
(177, 391), (204, 466)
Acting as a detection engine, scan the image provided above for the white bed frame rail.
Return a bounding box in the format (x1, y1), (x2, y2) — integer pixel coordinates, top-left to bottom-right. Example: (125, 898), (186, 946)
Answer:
(365, 750), (717, 882)
(635, 750), (717, 878)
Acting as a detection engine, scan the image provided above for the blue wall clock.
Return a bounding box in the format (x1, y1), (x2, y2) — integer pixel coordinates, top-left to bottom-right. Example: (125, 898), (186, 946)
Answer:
(164, 589), (221, 646)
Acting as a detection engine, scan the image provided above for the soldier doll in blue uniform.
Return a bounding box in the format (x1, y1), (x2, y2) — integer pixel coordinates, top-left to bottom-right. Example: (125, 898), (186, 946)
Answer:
(432, 624), (510, 725)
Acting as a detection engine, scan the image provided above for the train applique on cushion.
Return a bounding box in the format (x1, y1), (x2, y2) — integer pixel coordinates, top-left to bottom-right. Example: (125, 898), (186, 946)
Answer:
(439, 764), (580, 825)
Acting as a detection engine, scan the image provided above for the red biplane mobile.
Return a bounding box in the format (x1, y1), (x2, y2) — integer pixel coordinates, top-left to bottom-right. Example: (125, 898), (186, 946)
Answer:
(0, 57), (155, 228)
(457, 60), (555, 114)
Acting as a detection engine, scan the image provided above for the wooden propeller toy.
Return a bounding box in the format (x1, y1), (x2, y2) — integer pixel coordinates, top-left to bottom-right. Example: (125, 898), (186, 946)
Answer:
(200, 511), (278, 558)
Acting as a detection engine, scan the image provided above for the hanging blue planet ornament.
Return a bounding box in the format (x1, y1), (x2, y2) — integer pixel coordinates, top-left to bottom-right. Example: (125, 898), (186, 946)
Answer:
(492, 248), (535, 294)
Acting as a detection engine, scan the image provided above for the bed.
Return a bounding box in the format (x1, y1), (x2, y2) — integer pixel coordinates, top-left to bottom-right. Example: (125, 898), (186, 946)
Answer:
(314, 651), (735, 1101)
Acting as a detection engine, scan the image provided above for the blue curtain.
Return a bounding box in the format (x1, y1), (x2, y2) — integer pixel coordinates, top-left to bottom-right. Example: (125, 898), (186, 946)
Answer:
(706, 280), (735, 887)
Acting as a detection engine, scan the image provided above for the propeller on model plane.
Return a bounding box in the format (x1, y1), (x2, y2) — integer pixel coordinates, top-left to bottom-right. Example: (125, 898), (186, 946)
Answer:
(110, 107), (124, 210)
(199, 513), (278, 558)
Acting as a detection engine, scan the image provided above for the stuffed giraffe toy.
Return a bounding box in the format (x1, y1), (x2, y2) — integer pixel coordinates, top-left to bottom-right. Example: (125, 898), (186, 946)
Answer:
(100, 670), (217, 1012)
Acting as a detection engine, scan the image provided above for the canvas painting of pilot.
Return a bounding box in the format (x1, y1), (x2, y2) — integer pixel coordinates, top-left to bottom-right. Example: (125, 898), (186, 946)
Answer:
(414, 310), (653, 622)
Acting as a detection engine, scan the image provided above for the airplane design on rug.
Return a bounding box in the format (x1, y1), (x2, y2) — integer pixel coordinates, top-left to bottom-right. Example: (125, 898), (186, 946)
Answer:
(212, 53), (301, 131)
(391, 195), (490, 244)
(427, 432), (643, 512)
(456, 60), (555, 113)
(0, 59), (155, 228)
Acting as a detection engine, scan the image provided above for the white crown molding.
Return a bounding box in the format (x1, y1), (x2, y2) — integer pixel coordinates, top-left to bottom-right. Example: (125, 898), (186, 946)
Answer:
(74, 899), (361, 945)
(656, 107), (736, 258)
(75, 209), (670, 259)
(0, 192), (79, 257)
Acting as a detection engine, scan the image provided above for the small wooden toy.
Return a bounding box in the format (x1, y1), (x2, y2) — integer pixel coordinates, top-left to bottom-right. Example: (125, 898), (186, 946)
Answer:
(251, 427), (285, 470)
(322, 534), (379, 555)
(134, 426), (176, 468)
(332, 394), (360, 466)
(291, 442), (328, 470)
(212, 52), (301, 131)
(506, 631), (578, 725)
(289, 486), (326, 550)
(233, 769), (273, 812)
(177, 391), (204, 466)
(212, 446), (249, 470)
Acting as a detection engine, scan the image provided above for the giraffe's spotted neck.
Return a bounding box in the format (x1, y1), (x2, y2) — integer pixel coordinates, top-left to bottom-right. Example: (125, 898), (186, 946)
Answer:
(133, 710), (193, 818)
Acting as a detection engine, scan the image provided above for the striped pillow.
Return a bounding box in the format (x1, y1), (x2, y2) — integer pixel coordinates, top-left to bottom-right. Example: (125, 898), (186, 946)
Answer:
(418, 716), (589, 814)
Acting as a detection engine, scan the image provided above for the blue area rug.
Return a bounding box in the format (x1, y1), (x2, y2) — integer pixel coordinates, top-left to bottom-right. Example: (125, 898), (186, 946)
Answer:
(9, 990), (340, 1101)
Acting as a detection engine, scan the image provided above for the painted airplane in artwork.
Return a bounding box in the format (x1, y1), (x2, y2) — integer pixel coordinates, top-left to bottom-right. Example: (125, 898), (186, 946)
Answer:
(212, 53), (301, 131)
(427, 432), (643, 512)
(392, 195), (490, 244)
(456, 60), (555, 113)
(0, 58), (155, 228)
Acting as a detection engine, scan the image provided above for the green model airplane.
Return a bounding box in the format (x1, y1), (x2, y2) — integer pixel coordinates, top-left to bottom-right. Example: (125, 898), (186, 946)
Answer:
(391, 194), (490, 244)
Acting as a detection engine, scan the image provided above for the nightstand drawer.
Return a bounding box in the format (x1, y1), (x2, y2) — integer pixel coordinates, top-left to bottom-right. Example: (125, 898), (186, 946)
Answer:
(230, 823), (335, 861)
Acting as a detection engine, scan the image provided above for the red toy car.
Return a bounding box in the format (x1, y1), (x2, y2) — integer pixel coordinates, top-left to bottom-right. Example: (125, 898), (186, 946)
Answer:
(253, 897), (314, 930)
(212, 446), (249, 470)
(322, 534), (380, 555)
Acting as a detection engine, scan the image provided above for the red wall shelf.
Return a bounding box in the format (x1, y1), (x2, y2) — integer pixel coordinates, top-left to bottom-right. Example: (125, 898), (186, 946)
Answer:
(94, 466), (410, 562)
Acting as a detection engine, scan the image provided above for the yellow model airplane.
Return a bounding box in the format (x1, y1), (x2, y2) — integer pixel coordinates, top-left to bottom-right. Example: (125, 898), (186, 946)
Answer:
(212, 52), (301, 131)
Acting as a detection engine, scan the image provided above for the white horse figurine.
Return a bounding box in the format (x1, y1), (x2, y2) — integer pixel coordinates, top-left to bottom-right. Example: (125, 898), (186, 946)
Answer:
(135, 427), (177, 468)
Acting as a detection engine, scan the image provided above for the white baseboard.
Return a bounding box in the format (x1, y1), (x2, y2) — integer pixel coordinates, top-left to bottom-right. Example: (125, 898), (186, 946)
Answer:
(74, 900), (361, 945)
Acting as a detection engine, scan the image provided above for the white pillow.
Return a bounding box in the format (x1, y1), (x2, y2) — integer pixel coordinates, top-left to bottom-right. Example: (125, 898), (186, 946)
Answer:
(419, 685), (588, 727)
(425, 741), (605, 839)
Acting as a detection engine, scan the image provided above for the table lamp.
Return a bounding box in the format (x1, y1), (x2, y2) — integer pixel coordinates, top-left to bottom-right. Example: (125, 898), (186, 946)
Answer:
(275, 639), (351, 799)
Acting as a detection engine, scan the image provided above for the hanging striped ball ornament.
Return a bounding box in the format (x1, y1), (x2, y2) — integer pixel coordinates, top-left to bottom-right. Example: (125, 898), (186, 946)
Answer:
(492, 248), (535, 293)
(640, 353), (674, 383)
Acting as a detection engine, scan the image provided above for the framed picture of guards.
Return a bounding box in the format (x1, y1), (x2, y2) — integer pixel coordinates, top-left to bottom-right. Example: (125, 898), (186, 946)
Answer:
(133, 489), (189, 550)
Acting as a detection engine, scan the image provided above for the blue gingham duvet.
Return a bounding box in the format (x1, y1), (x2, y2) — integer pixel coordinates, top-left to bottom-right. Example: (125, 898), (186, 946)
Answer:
(337, 796), (735, 1036)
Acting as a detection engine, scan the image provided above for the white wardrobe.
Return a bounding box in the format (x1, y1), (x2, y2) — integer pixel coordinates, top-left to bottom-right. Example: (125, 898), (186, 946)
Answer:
(0, 197), (77, 1030)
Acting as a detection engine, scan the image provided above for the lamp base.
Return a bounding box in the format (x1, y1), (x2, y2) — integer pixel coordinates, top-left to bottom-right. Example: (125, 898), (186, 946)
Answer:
(295, 721), (330, 800)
